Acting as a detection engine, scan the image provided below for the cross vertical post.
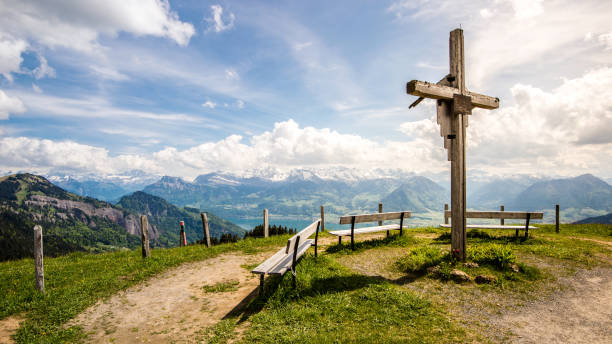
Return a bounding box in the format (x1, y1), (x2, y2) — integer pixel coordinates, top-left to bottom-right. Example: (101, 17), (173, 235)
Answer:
(449, 29), (467, 260)
(406, 28), (499, 261)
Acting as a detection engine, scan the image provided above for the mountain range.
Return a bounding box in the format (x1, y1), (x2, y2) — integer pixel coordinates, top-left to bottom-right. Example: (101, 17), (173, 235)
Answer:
(0, 174), (243, 261)
(37, 168), (612, 223)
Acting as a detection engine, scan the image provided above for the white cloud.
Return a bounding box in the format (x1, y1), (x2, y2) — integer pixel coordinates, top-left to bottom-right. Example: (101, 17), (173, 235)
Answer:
(202, 100), (216, 109)
(597, 32), (612, 50)
(32, 54), (55, 79)
(0, 90), (26, 119)
(15, 91), (201, 122)
(387, 0), (612, 88)
(205, 5), (235, 33)
(31, 84), (42, 93)
(0, 0), (195, 53)
(293, 41), (312, 51)
(506, 0), (543, 19)
(399, 67), (612, 176)
(0, 34), (27, 81)
(236, 100), (245, 109)
(416, 61), (446, 70)
(90, 65), (128, 81)
(225, 68), (239, 80)
(0, 120), (448, 179)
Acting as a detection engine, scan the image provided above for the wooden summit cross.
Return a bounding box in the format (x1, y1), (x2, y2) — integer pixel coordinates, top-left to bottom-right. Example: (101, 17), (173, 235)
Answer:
(406, 28), (499, 260)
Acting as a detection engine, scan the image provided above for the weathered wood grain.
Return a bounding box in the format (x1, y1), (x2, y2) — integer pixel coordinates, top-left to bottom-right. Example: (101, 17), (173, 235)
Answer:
(263, 209), (269, 238)
(556, 204), (560, 233)
(444, 210), (544, 219)
(440, 224), (538, 230)
(328, 224), (402, 237)
(140, 215), (150, 258)
(201, 212), (211, 248)
(339, 211), (412, 224)
(320, 205), (325, 232)
(286, 219), (320, 254)
(34, 225), (44, 293)
(406, 80), (499, 109)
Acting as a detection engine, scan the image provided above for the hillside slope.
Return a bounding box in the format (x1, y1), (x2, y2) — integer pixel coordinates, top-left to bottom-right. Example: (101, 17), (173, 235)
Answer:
(573, 213), (612, 225)
(0, 174), (141, 260)
(0, 174), (244, 261)
(381, 176), (447, 212)
(116, 191), (245, 247)
(511, 174), (612, 210)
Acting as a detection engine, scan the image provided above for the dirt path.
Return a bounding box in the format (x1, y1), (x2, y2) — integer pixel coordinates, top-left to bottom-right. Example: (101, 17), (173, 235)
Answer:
(70, 252), (269, 343)
(499, 266), (612, 343)
(0, 315), (23, 344)
(336, 244), (612, 343)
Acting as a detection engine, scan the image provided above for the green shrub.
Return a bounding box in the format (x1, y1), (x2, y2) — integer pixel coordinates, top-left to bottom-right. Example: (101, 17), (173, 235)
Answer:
(396, 246), (448, 273)
(467, 243), (516, 270)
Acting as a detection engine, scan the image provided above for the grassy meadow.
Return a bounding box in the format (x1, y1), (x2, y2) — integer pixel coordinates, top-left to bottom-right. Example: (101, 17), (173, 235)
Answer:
(1, 223), (610, 343)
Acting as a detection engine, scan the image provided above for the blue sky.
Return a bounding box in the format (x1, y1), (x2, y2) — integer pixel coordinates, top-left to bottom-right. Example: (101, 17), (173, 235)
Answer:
(1, 0), (612, 180)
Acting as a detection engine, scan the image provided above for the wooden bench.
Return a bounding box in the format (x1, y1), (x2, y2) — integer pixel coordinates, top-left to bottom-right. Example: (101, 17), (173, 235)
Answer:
(252, 219), (320, 292)
(328, 211), (411, 250)
(441, 210), (543, 239)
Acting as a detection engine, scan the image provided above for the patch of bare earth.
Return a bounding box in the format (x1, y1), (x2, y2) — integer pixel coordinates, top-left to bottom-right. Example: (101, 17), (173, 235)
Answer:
(499, 266), (612, 343)
(70, 252), (270, 343)
(0, 314), (24, 344)
(337, 245), (612, 343)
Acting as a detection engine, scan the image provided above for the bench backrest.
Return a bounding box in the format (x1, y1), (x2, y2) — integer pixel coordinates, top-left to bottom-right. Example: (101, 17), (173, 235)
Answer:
(444, 210), (544, 223)
(286, 219), (321, 254)
(338, 211), (411, 225)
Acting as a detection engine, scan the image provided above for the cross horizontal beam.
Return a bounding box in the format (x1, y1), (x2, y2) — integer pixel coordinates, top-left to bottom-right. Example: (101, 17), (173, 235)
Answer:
(406, 80), (499, 110)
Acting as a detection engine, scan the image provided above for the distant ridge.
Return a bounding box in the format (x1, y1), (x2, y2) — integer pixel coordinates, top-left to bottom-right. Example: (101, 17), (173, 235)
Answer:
(381, 177), (447, 212)
(0, 174), (243, 261)
(573, 213), (612, 225)
(511, 174), (612, 210)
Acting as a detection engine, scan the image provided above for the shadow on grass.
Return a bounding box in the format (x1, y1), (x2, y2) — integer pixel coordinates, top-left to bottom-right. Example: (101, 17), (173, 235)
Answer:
(325, 233), (418, 254)
(227, 256), (388, 323)
(434, 229), (547, 245)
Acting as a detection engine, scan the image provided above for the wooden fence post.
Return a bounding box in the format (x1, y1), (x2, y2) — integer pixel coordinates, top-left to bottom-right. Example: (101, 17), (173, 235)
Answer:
(379, 203), (388, 237)
(320, 205), (325, 232)
(263, 209), (269, 238)
(179, 221), (186, 247)
(555, 204), (560, 233)
(500, 205), (505, 226)
(33, 225), (44, 293)
(201, 212), (211, 248)
(444, 204), (449, 224)
(140, 216), (150, 258)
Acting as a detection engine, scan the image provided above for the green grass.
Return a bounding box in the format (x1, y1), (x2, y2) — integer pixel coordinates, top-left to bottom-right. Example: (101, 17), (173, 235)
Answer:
(435, 226), (611, 266)
(202, 280), (240, 293)
(325, 232), (421, 254)
(467, 243), (516, 270)
(241, 255), (468, 343)
(395, 246), (449, 273)
(0, 235), (290, 343)
(2, 223), (610, 343)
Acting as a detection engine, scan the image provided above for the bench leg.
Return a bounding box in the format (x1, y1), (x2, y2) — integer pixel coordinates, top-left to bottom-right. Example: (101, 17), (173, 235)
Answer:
(524, 214), (531, 240)
(386, 230), (389, 238)
(292, 272), (296, 289)
(338, 236), (342, 245)
(259, 274), (264, 295)
(515, 228), (519, 238)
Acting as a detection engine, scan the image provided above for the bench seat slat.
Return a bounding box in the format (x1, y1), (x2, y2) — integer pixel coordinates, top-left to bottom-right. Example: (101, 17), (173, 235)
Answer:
(339, 212), (411, 224)
(328, 224), (402, 237)
(251, 247), (289, 274)
(444, 211), (543, 220)
(268, 239), (314, 275)
(439, 224), (538, 230)
(286, 220), (319, 254)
